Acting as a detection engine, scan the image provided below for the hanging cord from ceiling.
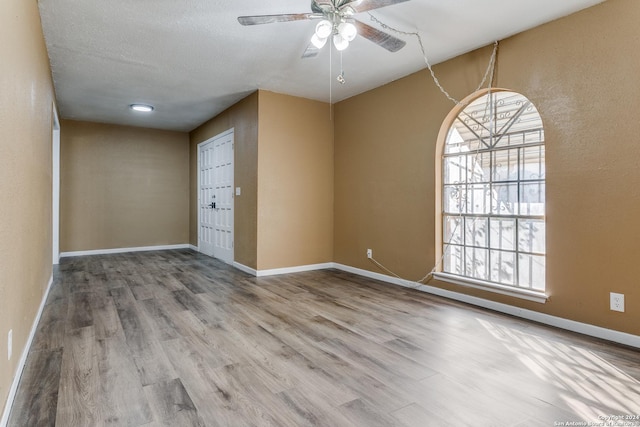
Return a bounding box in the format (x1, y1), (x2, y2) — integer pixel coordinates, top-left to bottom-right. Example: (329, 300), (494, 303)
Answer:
(362, 13), (498, 287)
(368, 12), (498, 107)
(368, 91), (496, 287)
(329, 44), (333, 120)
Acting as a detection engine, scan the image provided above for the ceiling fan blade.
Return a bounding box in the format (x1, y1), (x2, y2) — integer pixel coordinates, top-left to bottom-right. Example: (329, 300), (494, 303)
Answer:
(238, 13), (319, 26)
(349, 0), (410, 13)
(301, 43), (321, 59)
(354, 20), (406, 52)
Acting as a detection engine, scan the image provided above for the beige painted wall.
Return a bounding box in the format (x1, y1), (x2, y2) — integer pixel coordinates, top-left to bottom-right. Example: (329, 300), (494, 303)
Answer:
(0, 0), (55, 413)
(60, 120), (189, 252)
(334, 0), (640, 335)
(188, 91), (333, 271)
(190, 92), (259, 269)
(257, 91), (334, 270)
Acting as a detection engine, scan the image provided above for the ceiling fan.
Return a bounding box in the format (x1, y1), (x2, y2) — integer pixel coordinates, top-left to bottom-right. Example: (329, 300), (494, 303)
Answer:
(238, 0), (409, 58)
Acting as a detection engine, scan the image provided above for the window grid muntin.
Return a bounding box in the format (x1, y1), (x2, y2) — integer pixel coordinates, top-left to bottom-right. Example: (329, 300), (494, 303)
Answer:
(442, 91), (545, 291)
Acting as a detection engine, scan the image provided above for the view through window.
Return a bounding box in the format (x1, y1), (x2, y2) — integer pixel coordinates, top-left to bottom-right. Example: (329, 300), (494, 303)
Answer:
(442, 91), (545, 292)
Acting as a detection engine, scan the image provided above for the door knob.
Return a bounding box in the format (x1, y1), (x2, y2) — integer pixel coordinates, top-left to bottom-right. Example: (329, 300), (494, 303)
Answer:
(209, 202), (216, 209)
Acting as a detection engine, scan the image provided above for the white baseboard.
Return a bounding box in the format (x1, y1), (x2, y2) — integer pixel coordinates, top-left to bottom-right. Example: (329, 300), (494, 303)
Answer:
(59, 244), (191, 258)
(332, 263), (640, 349)
(233, 262), (334, 277)
(233, 262), (257, 276)
(188, 245), (199, 252)
(256, 263), (334, 277)
(1, 274), (54, 427)
(333, 263), (413, 288)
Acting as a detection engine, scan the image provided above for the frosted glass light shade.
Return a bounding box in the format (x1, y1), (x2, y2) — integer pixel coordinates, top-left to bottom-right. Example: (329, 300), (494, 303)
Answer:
(333, 33), (349, 51)
(311, 33), (328, 49)
(315, 20), (333, 38)
(338, 22), (357, 42)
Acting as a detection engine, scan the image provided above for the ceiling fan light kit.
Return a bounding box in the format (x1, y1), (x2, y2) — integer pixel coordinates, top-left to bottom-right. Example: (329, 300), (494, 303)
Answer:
(312, 18), (358, 51)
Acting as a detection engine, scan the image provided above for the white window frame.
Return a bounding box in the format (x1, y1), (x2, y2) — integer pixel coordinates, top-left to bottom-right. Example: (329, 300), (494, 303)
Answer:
(434, 89), (547, 303)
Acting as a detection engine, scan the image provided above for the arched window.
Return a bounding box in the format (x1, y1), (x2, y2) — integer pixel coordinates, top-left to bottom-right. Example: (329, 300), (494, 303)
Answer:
(437, 90), (545, 297)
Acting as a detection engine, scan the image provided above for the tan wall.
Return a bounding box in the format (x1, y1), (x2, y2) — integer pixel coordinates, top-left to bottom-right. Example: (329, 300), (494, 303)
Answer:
(190, 92), (259, 269)
(60, 120), (189, 252)
(334, 0), (640, 335)
(0, 0), (55, 412)
(257, 91), (334, 270)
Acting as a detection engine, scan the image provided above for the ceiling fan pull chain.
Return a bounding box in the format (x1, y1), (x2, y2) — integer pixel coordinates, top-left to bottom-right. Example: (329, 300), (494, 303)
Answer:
(329, 44), (333, 120)
(337, 51), (346, 84)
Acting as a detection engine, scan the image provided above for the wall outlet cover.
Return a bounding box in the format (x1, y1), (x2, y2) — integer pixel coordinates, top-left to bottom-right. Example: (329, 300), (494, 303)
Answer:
(610, 292), (625, 312)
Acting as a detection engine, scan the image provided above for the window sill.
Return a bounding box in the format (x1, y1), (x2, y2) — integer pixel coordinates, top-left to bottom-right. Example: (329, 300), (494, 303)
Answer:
(432, 272), (548, 304)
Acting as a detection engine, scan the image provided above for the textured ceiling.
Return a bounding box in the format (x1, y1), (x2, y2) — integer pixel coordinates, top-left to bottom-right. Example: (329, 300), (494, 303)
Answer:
(38, 0), (606, 132)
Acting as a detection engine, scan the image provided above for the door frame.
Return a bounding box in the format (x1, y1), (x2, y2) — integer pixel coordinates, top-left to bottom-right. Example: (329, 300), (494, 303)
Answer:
(52, 103), (61, 265)
(196, 128), (235, 262)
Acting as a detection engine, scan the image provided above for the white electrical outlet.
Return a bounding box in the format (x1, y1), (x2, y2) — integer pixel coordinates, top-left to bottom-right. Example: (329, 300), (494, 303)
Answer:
(8, 329), (12, 360)
(610, 292), (625, 312)
(367, 249), (372, 259)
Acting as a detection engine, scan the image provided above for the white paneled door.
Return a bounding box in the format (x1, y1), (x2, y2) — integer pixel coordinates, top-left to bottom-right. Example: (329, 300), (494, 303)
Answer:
(198, 129), (234, 264)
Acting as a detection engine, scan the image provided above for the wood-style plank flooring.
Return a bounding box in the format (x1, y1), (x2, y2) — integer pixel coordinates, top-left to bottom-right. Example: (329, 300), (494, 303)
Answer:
(7, 249), (640, 426)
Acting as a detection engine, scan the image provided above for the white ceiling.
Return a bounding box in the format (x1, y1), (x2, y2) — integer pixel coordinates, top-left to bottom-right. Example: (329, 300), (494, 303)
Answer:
(38, 0), (605, 132)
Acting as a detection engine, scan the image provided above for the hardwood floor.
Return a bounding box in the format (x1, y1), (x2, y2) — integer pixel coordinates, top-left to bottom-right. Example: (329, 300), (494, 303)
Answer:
(7, 249), (640, 426)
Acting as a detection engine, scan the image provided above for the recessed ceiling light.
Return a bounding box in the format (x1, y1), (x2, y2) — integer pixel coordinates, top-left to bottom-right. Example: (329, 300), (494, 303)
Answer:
(129, 103), (154, 112)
